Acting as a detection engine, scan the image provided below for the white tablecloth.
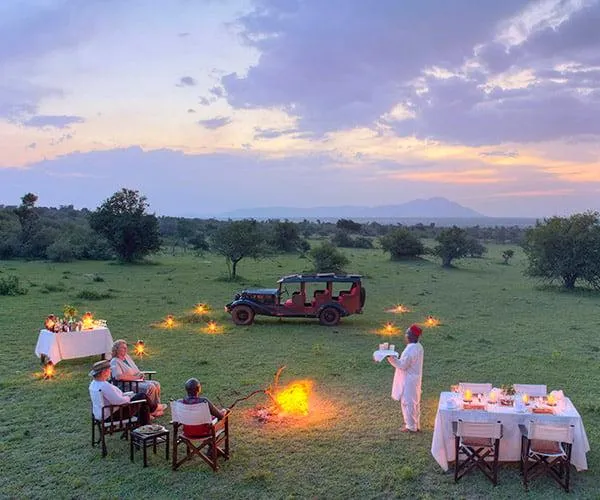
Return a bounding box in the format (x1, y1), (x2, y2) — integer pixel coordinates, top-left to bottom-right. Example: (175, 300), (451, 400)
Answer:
(431, 392), (590, 472)
(34, 328), (113, 365)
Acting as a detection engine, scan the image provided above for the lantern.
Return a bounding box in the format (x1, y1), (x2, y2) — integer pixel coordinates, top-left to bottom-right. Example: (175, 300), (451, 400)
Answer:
(384, 322), (395, 334)
(522, 393), (530, 405)
(45, 315), (57, 331)
(207, 321), (217, 333)
(425, 315), (440, 327)
(134, 340), (145, 357)
(43, 362), (55, 379)
(395, 304), (410, 313)
(463, 389), (473, 402)
(195, 303), (209, 315)
(488, 390), (498, 403)
(547, 394), (557, 406)
(82, 312), (94, 330)
(165, 315), (175, 328)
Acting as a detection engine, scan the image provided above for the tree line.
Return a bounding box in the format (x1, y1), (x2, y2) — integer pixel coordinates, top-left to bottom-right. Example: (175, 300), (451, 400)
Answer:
(2, 189), (600, 290)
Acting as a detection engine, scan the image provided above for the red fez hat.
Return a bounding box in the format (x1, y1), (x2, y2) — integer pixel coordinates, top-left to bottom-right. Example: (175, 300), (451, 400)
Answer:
(407, 324), (423, 336)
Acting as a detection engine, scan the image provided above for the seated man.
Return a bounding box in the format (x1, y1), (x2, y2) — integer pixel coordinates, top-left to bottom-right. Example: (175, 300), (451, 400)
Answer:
(88, 359), (150, 425)
(110, 339), (166, 417)
(180, 378), (226, 438)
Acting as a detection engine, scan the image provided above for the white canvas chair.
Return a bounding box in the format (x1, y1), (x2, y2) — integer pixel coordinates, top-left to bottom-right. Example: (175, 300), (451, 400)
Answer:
(520, 422), (574, 492)
(459, 382), (492, 395)
(170, 400), (230, 471)
(513, 384), (547, 397)
(453, 420), (503, 485)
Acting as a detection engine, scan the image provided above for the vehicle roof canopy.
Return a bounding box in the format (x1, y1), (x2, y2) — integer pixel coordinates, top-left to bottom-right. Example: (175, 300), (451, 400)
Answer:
(277, 273), (362, 284)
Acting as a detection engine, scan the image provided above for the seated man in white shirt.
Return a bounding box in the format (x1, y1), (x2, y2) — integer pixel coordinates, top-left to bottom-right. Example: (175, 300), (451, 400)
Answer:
(88, 360), (150, 425)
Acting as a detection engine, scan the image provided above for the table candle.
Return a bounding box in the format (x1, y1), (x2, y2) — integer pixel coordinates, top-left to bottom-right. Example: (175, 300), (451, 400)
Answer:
(463, 389), (473, 402)
(522, 394), (530, 405)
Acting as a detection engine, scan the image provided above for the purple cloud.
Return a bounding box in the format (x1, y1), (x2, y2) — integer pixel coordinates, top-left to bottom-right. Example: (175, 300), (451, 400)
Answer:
(187, 108), (196, 113)
(198, 96), (211, 106)
(23, 115), (84, 129)
(254, 127), (297, 139)
(177, 76), (197, 87)
(197, 116), (231, 129)
(222, 0), (529, 134)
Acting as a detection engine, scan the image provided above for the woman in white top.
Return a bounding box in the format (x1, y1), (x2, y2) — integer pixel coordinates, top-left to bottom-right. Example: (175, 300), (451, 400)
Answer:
(110, 339), (166, 417)
(387, 324), (424, 432)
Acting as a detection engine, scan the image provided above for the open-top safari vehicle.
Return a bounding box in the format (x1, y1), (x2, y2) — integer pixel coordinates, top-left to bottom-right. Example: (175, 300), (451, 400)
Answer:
(225, 273), (366, 326)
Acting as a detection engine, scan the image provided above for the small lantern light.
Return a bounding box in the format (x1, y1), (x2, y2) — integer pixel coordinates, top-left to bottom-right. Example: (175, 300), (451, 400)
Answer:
(395, 304), (410, 313)
(207, 321), (218, 333)
(134, 339), (145, 357)
(45, 315), (57, 331)
(522, 393), (530, 405)
(488, 390), (498, 403)
(547, 394), (557, 406)
(463, 389), (473, 402)
(82, 312), (94, 330)
(384, 322), (395, 334)
(43, 362), (55, 379)
(195, 303), (209, 315)
(425, 315), (440, 327)
(165, 315), (175, 328)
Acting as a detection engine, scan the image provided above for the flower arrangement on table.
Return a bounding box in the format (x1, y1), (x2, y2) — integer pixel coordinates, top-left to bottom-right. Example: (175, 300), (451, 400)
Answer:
(43, 306), (107, 332)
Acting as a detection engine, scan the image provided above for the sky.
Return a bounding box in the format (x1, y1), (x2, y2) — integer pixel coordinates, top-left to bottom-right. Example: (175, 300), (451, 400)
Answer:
(1, 0), (600, 218)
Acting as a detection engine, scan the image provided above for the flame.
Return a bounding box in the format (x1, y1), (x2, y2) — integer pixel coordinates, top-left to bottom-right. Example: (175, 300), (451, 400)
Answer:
(43, 363), (55, 379)
(207, 321), (217, 333)
(424, 316), (440, 327)
(194, 303), (209, 315)
(384, 322), (395, 334)
(82, 312), (94, 330)
(376, 322), (399, 335)
(134, 340), (145, 356)
(274, 380), (313, 416)
(164, 315), (175, 328)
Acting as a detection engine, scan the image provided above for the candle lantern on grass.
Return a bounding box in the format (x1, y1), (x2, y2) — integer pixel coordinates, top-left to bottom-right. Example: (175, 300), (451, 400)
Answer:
(134, 340), (145, 357)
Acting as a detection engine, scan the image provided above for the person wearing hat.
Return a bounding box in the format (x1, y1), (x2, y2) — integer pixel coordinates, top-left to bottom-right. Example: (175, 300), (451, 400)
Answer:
(88, 359), (150, 425)
(386, 324), (424, 432)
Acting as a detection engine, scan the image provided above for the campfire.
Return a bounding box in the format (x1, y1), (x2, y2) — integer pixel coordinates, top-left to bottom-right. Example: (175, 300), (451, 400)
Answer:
(273, 380), (313, 416)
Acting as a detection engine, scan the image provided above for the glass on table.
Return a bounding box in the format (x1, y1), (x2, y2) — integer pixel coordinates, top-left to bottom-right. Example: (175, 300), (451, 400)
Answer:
(450, 384), (460, 393)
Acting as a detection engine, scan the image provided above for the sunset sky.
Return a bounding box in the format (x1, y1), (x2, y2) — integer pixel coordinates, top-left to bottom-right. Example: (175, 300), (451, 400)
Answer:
(1, 0), (599, 217)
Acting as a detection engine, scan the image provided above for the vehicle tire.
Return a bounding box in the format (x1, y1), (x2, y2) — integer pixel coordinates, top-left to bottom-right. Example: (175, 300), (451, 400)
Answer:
(319, 307), (341, 326)
(360, 286), (366, 308)
(231, 305), (255, 326)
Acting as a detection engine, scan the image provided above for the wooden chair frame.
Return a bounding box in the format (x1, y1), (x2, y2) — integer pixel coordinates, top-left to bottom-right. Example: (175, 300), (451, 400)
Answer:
(171, 402), (230, 472)
(520, 423), (574, 492)
(453, 420), (503, 486)
(110, 370), (156, 393)
(91, 395), (147, 457)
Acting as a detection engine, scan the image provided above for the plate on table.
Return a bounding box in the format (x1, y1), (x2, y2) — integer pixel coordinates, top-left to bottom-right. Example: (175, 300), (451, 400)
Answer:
(136, 424), (167, 434)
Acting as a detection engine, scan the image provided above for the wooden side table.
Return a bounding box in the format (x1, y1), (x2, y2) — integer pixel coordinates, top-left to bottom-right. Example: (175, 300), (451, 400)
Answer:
(130, 427), (170, 467)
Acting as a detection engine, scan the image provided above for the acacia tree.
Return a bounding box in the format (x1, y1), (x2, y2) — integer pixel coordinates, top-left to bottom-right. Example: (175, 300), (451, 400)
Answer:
(89, 188), (161, 262)
(211, 219), (266, 279)
(308, 241), (349, 273)
(433, 226), (471, 267)
(379, 228), (425, 260)
(502, 249), (515, 265)
(522, 212), (600, 289)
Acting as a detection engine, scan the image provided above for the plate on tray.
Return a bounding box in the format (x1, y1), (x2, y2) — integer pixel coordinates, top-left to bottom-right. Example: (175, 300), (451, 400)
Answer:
(136, 424), (167, 434)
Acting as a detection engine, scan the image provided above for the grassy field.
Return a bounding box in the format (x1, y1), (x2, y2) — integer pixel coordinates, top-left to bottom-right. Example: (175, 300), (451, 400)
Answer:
(0, 245), (598, 499)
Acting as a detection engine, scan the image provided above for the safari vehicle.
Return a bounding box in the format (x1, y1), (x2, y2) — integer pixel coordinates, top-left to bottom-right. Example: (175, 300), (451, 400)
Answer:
(225, 273), (366, 326)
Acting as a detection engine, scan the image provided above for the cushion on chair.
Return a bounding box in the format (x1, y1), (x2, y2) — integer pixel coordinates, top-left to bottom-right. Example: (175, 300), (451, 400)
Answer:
(461, 436), (494, 448)
(530, 439), (564, 456)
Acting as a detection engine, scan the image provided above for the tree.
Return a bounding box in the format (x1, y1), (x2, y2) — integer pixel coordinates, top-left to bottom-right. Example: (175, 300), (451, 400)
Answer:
(465, 237), (487, 258)
(270, 221), (304, 253)
(211, 219), (266, 279)
(502, 249), (515, 265)
(433, 226), (471, 267)
(522, 212), (600, 289)
(379, 228), (425, 260)
(89, 188), (161, 262)
(336, 218), (362, 232)
(14, 193), (41, 257)
(308, 241), (349, 273)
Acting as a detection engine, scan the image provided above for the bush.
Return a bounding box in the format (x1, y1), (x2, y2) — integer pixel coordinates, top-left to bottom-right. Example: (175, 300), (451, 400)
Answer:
(0, 275), (28, 296)
(46, 240), (77, 262)
(308, 242), (349, 273)
(379, 228), (425, 259)
(76, 290), (113, 300)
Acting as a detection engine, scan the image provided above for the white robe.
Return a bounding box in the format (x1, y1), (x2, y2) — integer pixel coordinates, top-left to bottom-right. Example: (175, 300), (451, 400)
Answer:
(389, 342), (424, 431)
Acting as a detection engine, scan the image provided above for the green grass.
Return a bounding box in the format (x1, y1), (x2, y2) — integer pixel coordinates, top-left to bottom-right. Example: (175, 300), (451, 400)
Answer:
(1, 246), (599, 499)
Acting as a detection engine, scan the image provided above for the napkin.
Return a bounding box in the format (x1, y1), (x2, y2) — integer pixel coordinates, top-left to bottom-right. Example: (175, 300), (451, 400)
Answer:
(532, 407), (554, 414)
(373, 350), (399, 362)
(550, 390), (565, 400)
(463, 403), (486, 411)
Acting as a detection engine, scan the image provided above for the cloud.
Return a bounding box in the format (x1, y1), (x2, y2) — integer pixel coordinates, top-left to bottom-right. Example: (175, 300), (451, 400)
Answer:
(187, 108), (196, 113)
(26, 142), (36, 150)
(221, 0), (530, 134)
(198, 96), (211, 106)
(479, 151), (520, 158)
(178, 32), (190, 37)
(49, 133), (74, 146)
(176, 76), (197, 87)
(23, 115), (85, 129)
(0, 82), (62, 122)
(197, 116), (232, 129)
(254, 127), (297, 139)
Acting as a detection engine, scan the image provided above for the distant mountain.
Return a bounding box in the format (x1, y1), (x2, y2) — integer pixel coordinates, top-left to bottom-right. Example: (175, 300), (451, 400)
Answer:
(217, 197), (484, 219)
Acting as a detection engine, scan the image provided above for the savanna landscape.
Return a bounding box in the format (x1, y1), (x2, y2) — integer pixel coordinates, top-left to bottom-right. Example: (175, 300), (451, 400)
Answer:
(1, 241), (599, 499)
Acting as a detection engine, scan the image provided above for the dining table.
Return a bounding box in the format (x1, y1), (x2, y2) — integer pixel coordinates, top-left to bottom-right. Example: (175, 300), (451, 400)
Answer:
(34, 327), (114, 365)
(431, 391), (590, 472)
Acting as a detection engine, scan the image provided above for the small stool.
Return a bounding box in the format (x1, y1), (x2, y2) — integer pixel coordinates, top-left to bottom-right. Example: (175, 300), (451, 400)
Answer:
(130, 427), (170, 467)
